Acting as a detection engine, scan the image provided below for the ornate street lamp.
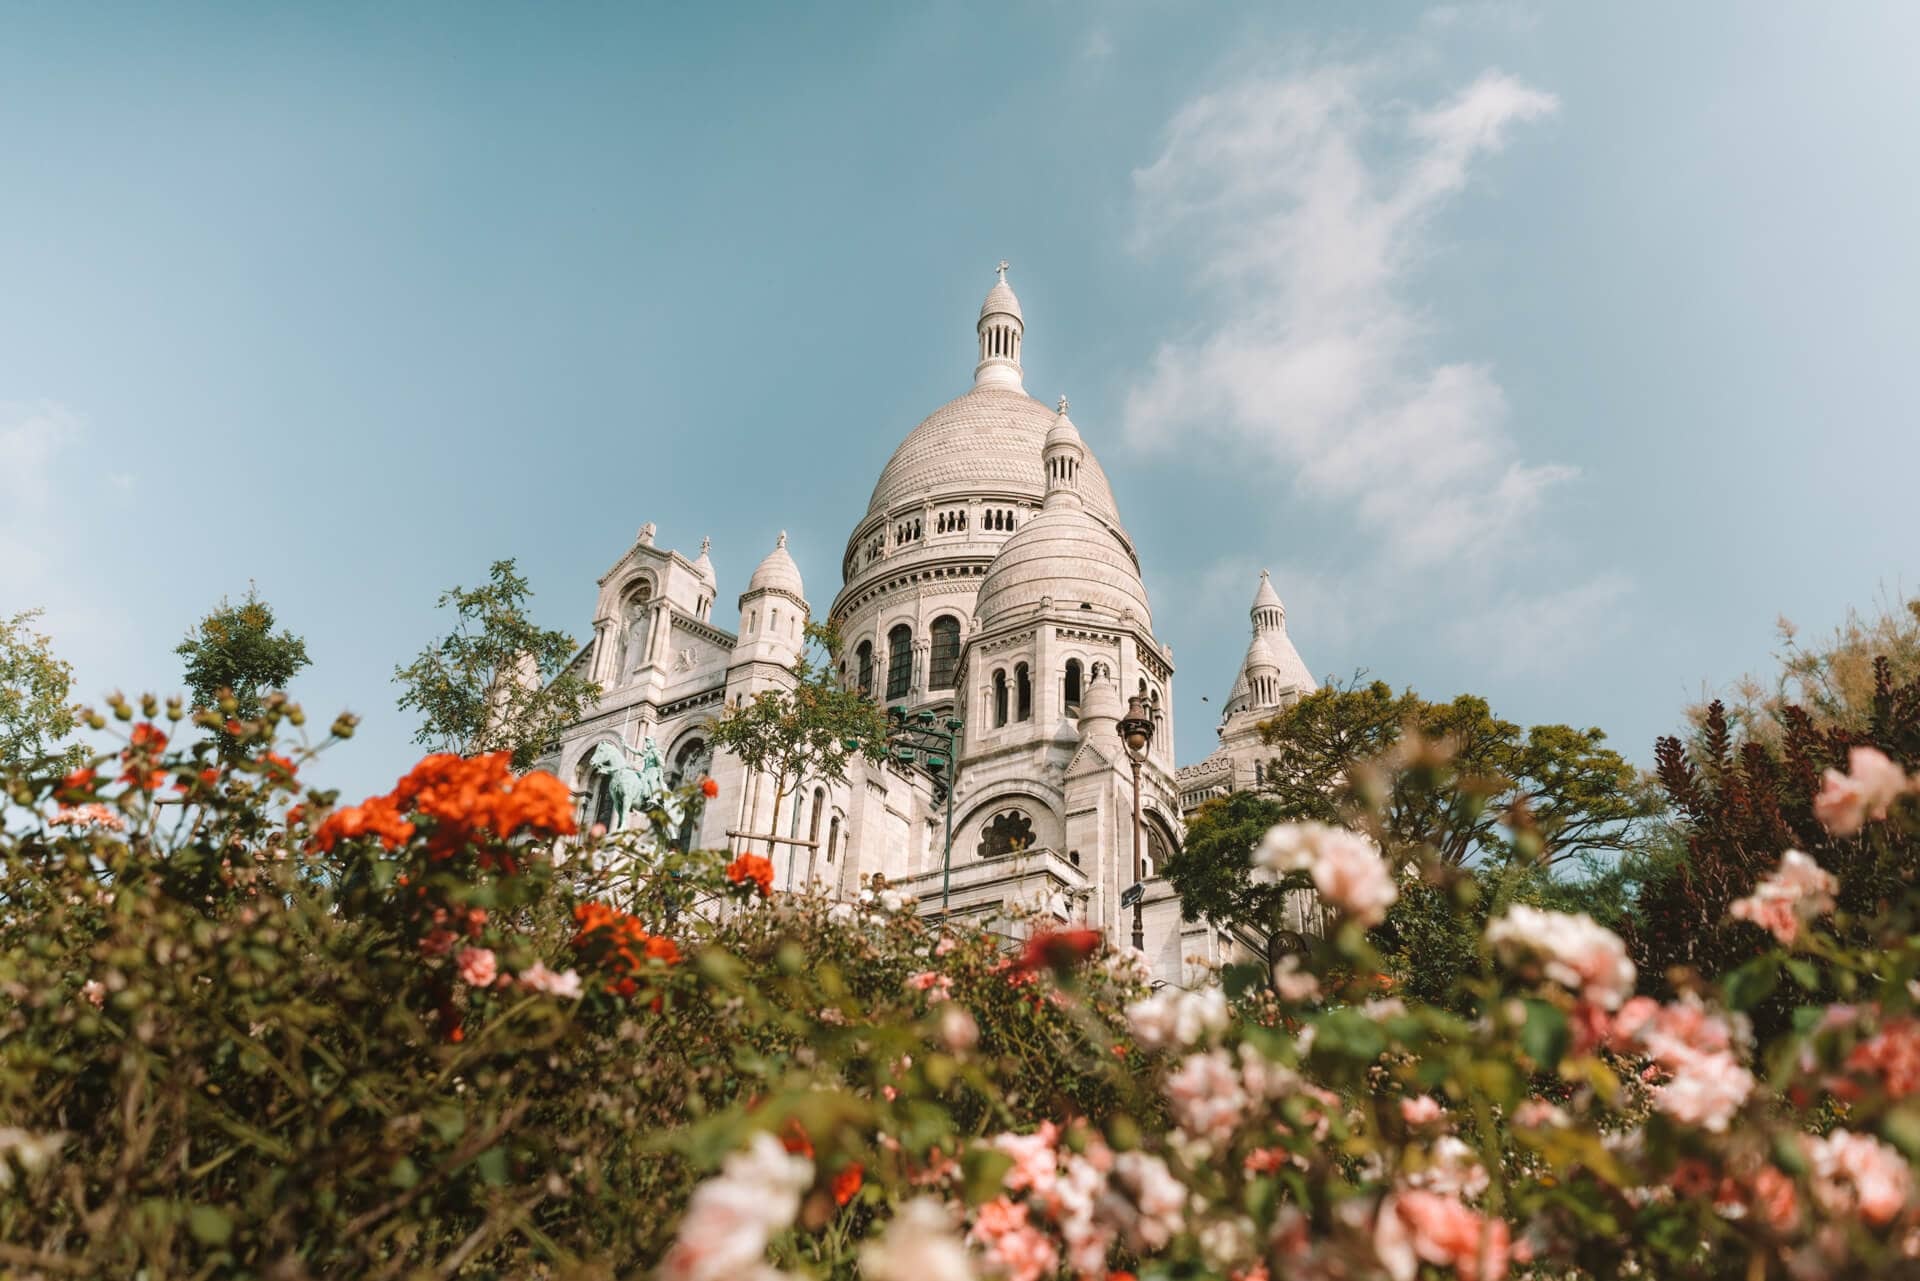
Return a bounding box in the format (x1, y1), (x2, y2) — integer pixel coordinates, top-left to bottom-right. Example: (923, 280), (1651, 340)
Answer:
(1118, 693), (1156, 953)
(849, 707), (965, 913)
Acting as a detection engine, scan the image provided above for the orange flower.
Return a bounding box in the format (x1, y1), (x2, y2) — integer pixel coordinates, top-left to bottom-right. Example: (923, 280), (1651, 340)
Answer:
(700, 776), (719, 799)
(832, 1163), (864, 1206)
(308, 752), (575, 857)
(311, 793), (416, 853)
(263, 753), (298, 780)
(726, 852), (775, 897)
(117, 723), (170, 791)
(780, 1118), (814, 1158)
(128, 722), (168, 752)
(571, 899), (680, 996)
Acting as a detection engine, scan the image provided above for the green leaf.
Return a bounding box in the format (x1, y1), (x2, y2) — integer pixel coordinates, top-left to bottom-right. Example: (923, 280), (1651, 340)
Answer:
(426, 1103), (465, 1144)
(1518, 1000), (1570, 1070)
(1221, 962), (1267, 1000)
(475, 1146), (509, 1186)
(187, 1204), (233, 1245)
(1784, 958), (1820, 992)
(1723, 956), (1781, 1011)
(961, 1148), (1013, 1205)
(388, 1156), (420, 1189)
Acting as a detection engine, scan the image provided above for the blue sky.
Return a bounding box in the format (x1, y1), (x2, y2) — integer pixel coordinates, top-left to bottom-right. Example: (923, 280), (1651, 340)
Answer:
(4, 3), (1918, 802)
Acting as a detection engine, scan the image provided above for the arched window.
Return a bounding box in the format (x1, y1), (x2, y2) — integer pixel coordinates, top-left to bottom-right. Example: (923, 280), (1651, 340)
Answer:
(808, 787), (826, 871)
(886, 624), (913, 700)
(993, 670), (1009, 728)
(1064, 658), (1083, 711)
(827, 815), (840, 864)
(928, 615), (961, 690)
(977, 809), (1034, 859)
(1015, 663), (1032, 722)
(1145, 819), (1173, 881)
(856, 640), (875, 698)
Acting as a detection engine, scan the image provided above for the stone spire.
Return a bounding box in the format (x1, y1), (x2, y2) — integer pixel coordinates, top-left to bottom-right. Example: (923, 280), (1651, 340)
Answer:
(1251, 569), (1285, 632)
(1041, 396), (1085, 509)
(974, 262), (1025, 390)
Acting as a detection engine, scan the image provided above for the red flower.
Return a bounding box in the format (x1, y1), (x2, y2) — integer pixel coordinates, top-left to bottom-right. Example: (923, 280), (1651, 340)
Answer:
(128, 722), (168, 753)
(832, 1163), (864, 1206)
(1012, 927), (1103, 976)
(312, 793), (415, 852)
(726, 852), (775, 897)
(263, 753), (298, 781)
(56, 767), (97, 802)
(780, 1118), (814, 1158)
(700, 776), (719, 799)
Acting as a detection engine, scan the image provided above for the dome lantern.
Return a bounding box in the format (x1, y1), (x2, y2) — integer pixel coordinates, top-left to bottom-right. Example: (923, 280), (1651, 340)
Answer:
(974, 261), (1025, 391)
(1041, 396), (1085, 509)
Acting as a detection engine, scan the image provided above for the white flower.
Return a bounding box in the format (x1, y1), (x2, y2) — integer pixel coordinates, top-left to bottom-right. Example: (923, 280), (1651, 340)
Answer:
(1165, 1050), (1248, 1150)
(1484, 905), (1637, 1009)
(520, 962), (584, 999)
(1125, 986), (1230, 1051)
(1106, 1151), (1187, 1251)
(1253, 821), (1398, 926)
(1404, 1136), (1489, 1200)
(1270, 954), (1321, 1002)
(658, 1133), (813, 1281)
(860, 1198), (978, 1281)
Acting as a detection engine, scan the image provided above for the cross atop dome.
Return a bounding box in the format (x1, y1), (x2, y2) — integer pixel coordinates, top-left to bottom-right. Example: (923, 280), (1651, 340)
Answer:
(996, 259), (1010, 283)
(1057, 395), (1069, 414)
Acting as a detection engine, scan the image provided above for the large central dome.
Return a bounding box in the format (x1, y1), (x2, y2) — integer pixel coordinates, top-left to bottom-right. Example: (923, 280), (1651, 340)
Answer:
(863, 384), (1122, 525)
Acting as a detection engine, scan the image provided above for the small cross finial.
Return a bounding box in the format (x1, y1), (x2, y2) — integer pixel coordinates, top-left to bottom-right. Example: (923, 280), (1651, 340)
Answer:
(776, 530), (788, 549)
(996, 259), (1010, 283)
(1057, 395), (1069, 415)
(699, 536), (710, 555)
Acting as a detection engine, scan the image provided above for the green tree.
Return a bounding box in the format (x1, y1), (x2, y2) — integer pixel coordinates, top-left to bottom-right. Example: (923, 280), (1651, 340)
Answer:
(0, 608), (81, 773)
(705, 623), (890, 878)
(395, 559), (600, 771)
(176, 588), (311, 755)
(1165, 678), (1662, 939)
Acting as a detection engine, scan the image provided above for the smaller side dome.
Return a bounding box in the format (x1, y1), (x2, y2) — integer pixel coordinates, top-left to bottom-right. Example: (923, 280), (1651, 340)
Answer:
(1079, 675), (1123, 727)
(746, 531), (805, 600)
(691, 535), (716, 585)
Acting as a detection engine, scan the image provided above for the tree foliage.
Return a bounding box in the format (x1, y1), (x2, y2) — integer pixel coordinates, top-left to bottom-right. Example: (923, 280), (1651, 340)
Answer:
(394, 559), (600, 771)
(0, 608), (81, 772)
(1166, 679), (1663, 949)
(704, 623), (891, 865)
(175, 588), (311, 756)
(1637, 660), (1920, 1005)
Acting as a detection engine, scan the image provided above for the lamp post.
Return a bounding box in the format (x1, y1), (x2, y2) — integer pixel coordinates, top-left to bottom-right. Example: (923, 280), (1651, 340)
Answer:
(1118, 693), (1156, 953)
(850, 706), (964, 913)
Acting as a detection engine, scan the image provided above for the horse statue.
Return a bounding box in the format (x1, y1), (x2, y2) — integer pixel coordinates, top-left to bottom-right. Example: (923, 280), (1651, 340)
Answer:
(586, 737), (686, 834)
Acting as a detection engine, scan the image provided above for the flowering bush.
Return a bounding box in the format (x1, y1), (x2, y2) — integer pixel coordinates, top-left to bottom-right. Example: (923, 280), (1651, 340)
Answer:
(8, 687), (1920, 1279)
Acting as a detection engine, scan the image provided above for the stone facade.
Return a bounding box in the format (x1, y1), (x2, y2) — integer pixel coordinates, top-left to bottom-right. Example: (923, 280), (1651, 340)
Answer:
(538, 268), (1316, 986)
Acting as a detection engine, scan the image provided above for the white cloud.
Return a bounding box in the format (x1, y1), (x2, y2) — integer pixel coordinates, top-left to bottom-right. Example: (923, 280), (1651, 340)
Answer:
(1125, 65), (1562, 570)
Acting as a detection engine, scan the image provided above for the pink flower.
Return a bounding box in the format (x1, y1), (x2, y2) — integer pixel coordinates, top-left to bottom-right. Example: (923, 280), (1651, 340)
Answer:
(1375, 1190), (1510, 1281)
(1610, 994), (1755, 1132)
(939, 1004), (979, 1053)
(1807, 1128), (1911, 1226)
(80, 979), (105, 1008)
(455, 947), (497, 988)
(50, 803), (127, 832)
(419, 929), (456, 959)
(1813, 746), (1910, 837)
(1401, 1096), (1446, 1127)
(520, 962), (583, 999)
(1484, 906), (1637, 1010)
(992, 1122), (1060, 1197)
(1730, 849), (1838, 946)
(1166, 1049), (1249, 1150)
(906, 970), (954, 1002)
(1254, 821), (1398, 926)
(968, 1196), (1059, 1281)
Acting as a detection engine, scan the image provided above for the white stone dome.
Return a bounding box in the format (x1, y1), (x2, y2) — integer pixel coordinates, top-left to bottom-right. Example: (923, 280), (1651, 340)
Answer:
(863, 386), (1123, 525)
(746, 531), (805, 600)
(975, 504), (1151, 630)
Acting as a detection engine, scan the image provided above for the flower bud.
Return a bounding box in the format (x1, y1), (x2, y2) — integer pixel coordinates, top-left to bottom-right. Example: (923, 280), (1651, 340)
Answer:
(938, 1004), (979, 1053)
(330, 713), (359, 740)
(139, 693), (158, 718)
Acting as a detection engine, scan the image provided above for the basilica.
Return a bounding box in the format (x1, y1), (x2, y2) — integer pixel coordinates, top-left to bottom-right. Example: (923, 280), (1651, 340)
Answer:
(536, 268), (1317, 985)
